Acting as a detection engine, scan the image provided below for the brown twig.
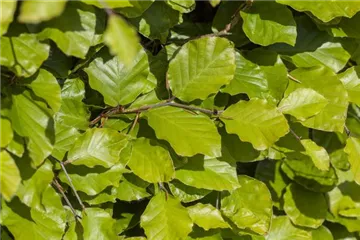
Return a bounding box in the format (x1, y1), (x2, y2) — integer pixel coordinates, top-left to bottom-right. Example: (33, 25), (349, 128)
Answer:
(52, 179), (81, 220)
(290, 128), (302, 141)
(128, 112), (140, 134)
(344, 125), (351, 137)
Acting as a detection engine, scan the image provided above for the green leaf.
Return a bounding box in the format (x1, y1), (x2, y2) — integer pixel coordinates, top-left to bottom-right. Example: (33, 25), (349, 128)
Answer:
(0, 150), (21, 201)
(188, 203), (229, 231)
(266, 216), (312, 240)
(130, 1), (182, 43)
(0, 118), (13, 148)
(128, 138), (174, 183)
(221, 175), (272, 235)
(301, 139), (330, 171)
(270, 16), (351, 73)
(344, 137), (360, 185)
(36, 2), (105, 58)
(317, 13), (360, 39)
(1, 27), (49, 77)
(339, 208), (360, 218)
(338, 66), (360, 105)
(0, 0), (16, 35)
(284, 183), (327, 228)
(165, 0), (195, 13)
(59, 163), (129, 195)
(240, 1), (296, 46)
(168, 36), (235, 102)
(286, 66), (348, 132)
(169, 180), (211, 203)
(330, 149), (350, 171)
(81, 0), (133, 8)
(24, 69), (61, 112)
(175, 156), (239, 191)
(276, 0), (360, 22)
(278, 88), (328, 121)
(18, 0), (67, 24)
(68, 128), (129, 168)
(145, 106), (221, 157)
(43, 42), (74, 78)
(255, 160), (289, 210)
(221, 98), (289, 151)
(114, 173), (151, 201)
(82, 208), (118, 240)
(6, 133), (24, 157)
(311, 226), (333, 240)
(84, 47), (154, 106)
(281, 152), (338, 192)
(116, 0), (154, 18)
(141, 192), (193, 240)
(10, 89), (54, 167)
(104, 14), (140, 67)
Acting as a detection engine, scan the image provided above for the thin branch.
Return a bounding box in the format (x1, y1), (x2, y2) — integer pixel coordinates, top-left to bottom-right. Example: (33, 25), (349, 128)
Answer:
(344, 125), (351, 137)
(128, 112), (140, 134)
(98, 0), (114, 16)
(287, 74), (302, 84)
(290, 128), (302, 141)
(52, 179), (81, 220)
(59, 161), (86, 212)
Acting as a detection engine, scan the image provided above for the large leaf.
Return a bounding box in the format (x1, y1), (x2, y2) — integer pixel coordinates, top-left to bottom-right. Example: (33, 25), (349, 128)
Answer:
(286, 67), (348, 132)
(301, 139), (330, 171)
(311, 226), (334, 240)
(221, 98), (289, 150)
(0, 150), (21, 201)
(59, 163), (129, 195)
(36, 1), (105, 58)
(270, 16), (351, 73)
(278, 88), (328, 121)
(167, 36), (236, 102)
(1, 26), (49, 77)
(175, 156), (239, 191)
(0, 0), (16, 35)
(284, 183), (327, 228)
(240, 1), (296, 46)
(85, 47), (155, 106)
(128, 138), (175, 183)
(344, 137), (360, 184)
(67, 128), (129, 168)
(82, 208), (118, 240)
(221, 175), (272, 235)
(188, 203), (229, 231)
(266, 216), (312, 240)
(10, 89), (54, 167)
(145, 106), (221, 157)
(338, 66), (360, 105)
(276, 0), (360, 22)
(141, 192), (193, 240)
(281, 152), (338, 192)
(130, 1), (182, 43)
(0, 118), (13, 148)
(18, 0), (67, 24)
(104, 14), (140, 67)
(24, 69), (61, 112)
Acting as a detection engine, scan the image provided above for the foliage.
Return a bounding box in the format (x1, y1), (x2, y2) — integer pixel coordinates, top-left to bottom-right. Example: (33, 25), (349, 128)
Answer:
(1, 0), (360, 239)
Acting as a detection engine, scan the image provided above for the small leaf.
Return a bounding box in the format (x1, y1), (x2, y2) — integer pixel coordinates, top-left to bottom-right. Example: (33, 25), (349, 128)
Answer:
(301, 139), (330, 171)
(141, 192), (193, 240)
(168, 36), (236, 102)
(344, 137), (360, 185)
(221, 98), (289, 151)
(128, 138), (175, 183)
(114, 173), (151, 201)
(339, 208), (360, 218)
(0, 151), (21, 201)
(68, 128), (129, 168)
(0, 118), (13, 148)
(266, 216), (312, 240)
(0, 0), (17, 35)
(311, 226), (333, 240)
(82, 208), (118, 240)
(338, 66), (360, 105)
(85, 47), (154, 106)
(188, 203), (229, 231)
(145, 106), (221, 157)
(165, 0), (195, 13)
(284, 183), (327, 228)
(278, 88), (328, 121)
(240, 1), (297, 46)
(18, 0), (67, 24)
(221, 175), (272, 235)
(169, 180), (211, 203)
(104, 14), (140, 67)
(175, 156), (239, 191)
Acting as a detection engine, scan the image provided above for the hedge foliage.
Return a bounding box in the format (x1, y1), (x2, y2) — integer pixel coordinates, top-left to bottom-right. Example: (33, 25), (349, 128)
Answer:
(1, 0), (360, 239)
